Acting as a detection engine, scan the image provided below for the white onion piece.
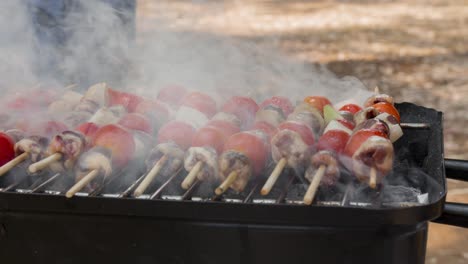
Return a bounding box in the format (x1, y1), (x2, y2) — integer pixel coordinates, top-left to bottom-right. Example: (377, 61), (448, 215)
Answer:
(83, 82), (109, 106)
(323, 120), (352, 135)
(375, 113), (403, 143)
(175, 106), (209, 130)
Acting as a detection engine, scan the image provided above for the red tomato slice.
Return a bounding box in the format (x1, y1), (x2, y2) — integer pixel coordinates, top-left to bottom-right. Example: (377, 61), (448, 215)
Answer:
(278, 121), (315, 146)
(6, 96), (36, 111)
(339, 104), (362, 114)
(134, 100), (169, 121)
(259, 96), (293, 116)
(107, 88), (144, 112)
(118, 113), (153, 134)
(344, 129), (388, 157)
(223, 132), (268, 175)
(76, 122), (99, 139)
(192, 126), (226, 154)
(303, 96), (332, 113)
(206, 120), (240, 138)
(0, 133), (15, 166)
(157, 85), (188, 106)
(373, 102), (400, 123)
(317, 130), (350, 154)
(338, 119), (355, 130)
(221, 96), (259, 129)
(93, 124), (135, 167)
(157, 121), (195, 150)
(180, 92), (217, 118)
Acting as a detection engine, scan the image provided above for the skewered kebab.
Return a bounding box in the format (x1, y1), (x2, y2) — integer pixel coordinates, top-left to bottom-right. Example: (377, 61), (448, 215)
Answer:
(66, 124), (135, 197)
(28, 130), (86, 174)
(133, 121), (196, 197)
(303, 120), (352, 204)
(343, 129), (394, 189)
(181, 111), (244, 189)
(261, 97), (326, 195)
(216, 129), (270, 195)
(132, 91), (216, 196)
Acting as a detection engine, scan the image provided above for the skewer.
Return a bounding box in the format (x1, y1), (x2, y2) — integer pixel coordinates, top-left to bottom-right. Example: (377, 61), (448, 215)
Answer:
(303, 165), (326, 205)
(134, 155), (169, 197)
(150, 167), (183, 200)
(276, 173), (296, 204)
(181, 161), (203, 190)
(400, 123), (430, 129)
(0, 152), (29, 177)
(374, 86), (380, 94)
(340, 185), (352, 207)
(181, 179), (200, 200)
(28, 153), (62, 174)
(89, 170), (126, 197)
(369, 166), (377, 189)
(64, 83), (77, 90)
(243, 181), (260, 203)
(65, 169), (99, 198)
(1, 176), (28, 192)
(261, 158), (287, 195)
(119, 174), (147, 198)
(215, 171), (238, 196)
(30, 173), (62, 193)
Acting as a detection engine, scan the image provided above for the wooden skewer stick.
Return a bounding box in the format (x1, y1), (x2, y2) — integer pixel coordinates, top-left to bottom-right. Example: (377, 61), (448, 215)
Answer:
(181, 161), (203, 190)
(133, 155), (169, 197)
(303, 165), (326, 205)
(64, 83), (77, 90)
(261, 158), (287, 195)
(215, 171), (238, 196)
(0, 152), (29, 177)
(28, 153), (62, 174)
(369, 166), (377, 189)
(65, 169), (99, 198)
(374, 86), (380, 94)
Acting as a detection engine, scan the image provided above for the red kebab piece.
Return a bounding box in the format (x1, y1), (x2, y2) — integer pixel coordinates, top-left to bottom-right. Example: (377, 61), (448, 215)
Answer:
(66, 124), (135, 198)
(133, 121), (196, 197)
(0, 133), (16, 176)
(134, 99), (170, 132)
(0, 135), (49, 177)
(215, 130), (270, 195)
(343, 129), (394, 189)
(157, 85), (188, 107)
(221, 96), (259, 130)
(261, 97), (326, 195)
(303, 120), (352, 205)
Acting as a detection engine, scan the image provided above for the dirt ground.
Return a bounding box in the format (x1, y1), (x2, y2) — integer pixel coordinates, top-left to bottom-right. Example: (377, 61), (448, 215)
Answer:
(137, 1), (468, 263)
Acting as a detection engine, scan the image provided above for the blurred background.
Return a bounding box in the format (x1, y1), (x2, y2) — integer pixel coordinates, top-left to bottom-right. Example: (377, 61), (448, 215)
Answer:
(135, 0), (467, 262)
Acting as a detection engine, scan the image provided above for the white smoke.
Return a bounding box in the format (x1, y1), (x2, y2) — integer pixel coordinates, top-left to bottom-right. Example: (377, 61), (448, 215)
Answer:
(0, 0), (372, 105)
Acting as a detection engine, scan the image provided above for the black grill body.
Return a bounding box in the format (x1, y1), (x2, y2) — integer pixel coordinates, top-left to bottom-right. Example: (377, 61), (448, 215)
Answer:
(0, 103), (458, 264)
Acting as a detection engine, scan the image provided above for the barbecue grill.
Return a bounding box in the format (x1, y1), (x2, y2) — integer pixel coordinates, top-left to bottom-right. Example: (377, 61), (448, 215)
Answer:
(0, 102), (467, 264)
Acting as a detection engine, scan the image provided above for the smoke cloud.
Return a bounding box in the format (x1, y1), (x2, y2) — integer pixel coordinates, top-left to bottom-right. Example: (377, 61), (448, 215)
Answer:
(0, 0), (372, 105)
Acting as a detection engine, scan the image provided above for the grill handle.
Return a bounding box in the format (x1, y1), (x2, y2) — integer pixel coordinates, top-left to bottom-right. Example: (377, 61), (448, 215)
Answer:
(445, 159), (468, 181)
(431, 159), (468, 228)
(433, 202), (468, 228)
